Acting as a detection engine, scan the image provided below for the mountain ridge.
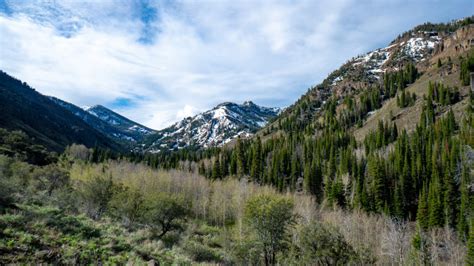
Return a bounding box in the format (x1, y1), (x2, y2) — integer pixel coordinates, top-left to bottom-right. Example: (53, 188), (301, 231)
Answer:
(0, 71), (123, 152)
(139, 101), (280, 153)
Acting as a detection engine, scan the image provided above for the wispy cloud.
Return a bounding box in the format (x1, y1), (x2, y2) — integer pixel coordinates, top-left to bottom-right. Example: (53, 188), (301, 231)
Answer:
(0, 0), (472, 129)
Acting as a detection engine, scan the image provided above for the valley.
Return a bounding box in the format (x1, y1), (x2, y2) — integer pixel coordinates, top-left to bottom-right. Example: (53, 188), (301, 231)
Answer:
(0, 11), (473, 265)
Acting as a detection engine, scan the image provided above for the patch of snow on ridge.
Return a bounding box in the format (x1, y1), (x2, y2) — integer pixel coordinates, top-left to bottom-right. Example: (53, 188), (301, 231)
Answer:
(402, 36), (440, 59)
(351, 47), (391, 78)
(212, 107), (227, 119)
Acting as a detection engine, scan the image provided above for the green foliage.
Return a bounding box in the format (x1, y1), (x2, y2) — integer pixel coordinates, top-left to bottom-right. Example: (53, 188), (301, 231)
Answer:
(244, 194), (295, 265)
(416, 185), (429, 230)
(77, 175), (119, 220)
(0, 205), (160, 264)
(108, 187), (145, 228)
(383, 63), (418, 98)
(460, 52), (474, 86)
(143, 193), (190, 238)
(295, 221), (360, 264)
(32, 164), (69, 196)
(0, 128), (56, 165)
(183, 241), (223, 263)
(396, 90), (416, 108)
(427, 82), (460, 106)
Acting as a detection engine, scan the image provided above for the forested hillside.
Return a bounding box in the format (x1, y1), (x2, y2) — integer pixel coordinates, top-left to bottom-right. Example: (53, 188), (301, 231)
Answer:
(0, 71), (123, 152)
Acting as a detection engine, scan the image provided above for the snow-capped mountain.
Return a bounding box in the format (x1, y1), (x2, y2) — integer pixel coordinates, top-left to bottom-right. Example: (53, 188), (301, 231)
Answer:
(85, 105), (155, 142)
(329, 30), (442, 87)
(140, 101), (280, 153)
(50, 97), (154, 143)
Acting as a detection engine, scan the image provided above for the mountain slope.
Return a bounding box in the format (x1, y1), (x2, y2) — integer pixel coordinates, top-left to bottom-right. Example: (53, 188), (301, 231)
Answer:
(85, 105), (154, 140)
(50, 98), (155, 144)
(184, 18), (474, 236)
(265, 16), (474, 137)
(0, 71), (123, 152)
(140, 101), (280, 152)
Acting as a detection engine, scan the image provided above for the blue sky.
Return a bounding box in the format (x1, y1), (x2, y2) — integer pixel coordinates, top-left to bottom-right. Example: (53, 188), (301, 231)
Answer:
(0, 0), (473, 129)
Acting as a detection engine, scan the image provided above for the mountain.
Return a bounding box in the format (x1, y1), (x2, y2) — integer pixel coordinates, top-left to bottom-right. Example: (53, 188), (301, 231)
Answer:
(140, 101), (280, 152)
(0, 71), (123, 152)
(49, 98), (154, 144)
(85, 105), (155, 141)
(268, 17), (474, 136)
(0, 70), (276, 153)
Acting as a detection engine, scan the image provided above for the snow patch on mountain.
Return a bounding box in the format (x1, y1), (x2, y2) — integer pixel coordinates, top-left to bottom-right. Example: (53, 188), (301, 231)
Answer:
(140, 101), (280, 152)
(402, 36), (440, 60)
(327, 31), (441, 86)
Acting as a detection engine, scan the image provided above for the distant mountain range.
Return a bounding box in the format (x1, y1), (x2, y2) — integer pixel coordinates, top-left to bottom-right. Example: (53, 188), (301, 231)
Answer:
(0, 71), (122, 152)
(50, 97), (155, 144)
(139, 101), (280, 153)
(0, 70), (279, 152)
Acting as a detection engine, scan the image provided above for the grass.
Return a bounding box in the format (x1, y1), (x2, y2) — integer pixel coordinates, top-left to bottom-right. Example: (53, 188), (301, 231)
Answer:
(0, 205), (176, 264)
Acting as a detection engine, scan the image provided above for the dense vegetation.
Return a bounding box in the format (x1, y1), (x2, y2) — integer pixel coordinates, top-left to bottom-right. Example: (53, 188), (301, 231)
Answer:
(460, 51), (474, 86)
(0, 134), (471, 264)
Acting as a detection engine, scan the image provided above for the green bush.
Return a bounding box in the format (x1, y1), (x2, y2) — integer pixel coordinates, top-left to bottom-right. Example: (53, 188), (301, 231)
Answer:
(244, 194), (295, 265)
(296, 221), (360, 265)
(183, 241), (222, 262)
(77, 175), (120, 220)
(108, 186), (145, 228)
(143, 193), (190, 238)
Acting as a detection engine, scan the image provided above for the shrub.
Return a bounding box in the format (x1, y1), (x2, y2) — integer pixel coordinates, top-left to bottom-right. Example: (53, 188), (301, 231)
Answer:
(143, 193), (189, 238)
(108, 187), (145, 228)
(32, 164), (69, 196)
(77, 175), (119, 220)
(296, 221), (359, 265)
(244, 194), (295, 265)
(183, 241), (222, 262)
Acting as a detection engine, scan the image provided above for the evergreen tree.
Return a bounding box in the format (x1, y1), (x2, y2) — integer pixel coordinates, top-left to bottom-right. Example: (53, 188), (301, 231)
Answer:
(458, 165), (471, 239)
(416, 184), (429, 230)
(250, 138), (263, 182)
(235, 138), (246, 176)
(368, 155), (384, 212)
(211, 156), (222, 179)
(428, 176), (444, 228)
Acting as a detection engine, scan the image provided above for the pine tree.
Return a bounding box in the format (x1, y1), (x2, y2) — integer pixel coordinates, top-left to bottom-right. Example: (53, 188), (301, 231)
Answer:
(416, 184), (429, 230)
(211, 156), (221, 179)
(198, 161), (206, 177)
(428, 176), (444, 228)
(393, 184), (404, 218)
(458, 165), (471, 239)
(236, 138), (246, 176)
(443, 171), (458, 228)
(303, 162), (312, 194)
(250, 138), (263, 182)
(368, 155), (384, 212)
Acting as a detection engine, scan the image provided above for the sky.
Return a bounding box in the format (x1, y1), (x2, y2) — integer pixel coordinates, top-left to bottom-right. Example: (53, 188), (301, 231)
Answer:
(0, 0), (473, 129)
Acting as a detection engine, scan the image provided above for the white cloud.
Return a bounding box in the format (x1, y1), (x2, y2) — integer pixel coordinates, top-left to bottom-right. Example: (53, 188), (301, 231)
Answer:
(0, 0), (472, 129)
